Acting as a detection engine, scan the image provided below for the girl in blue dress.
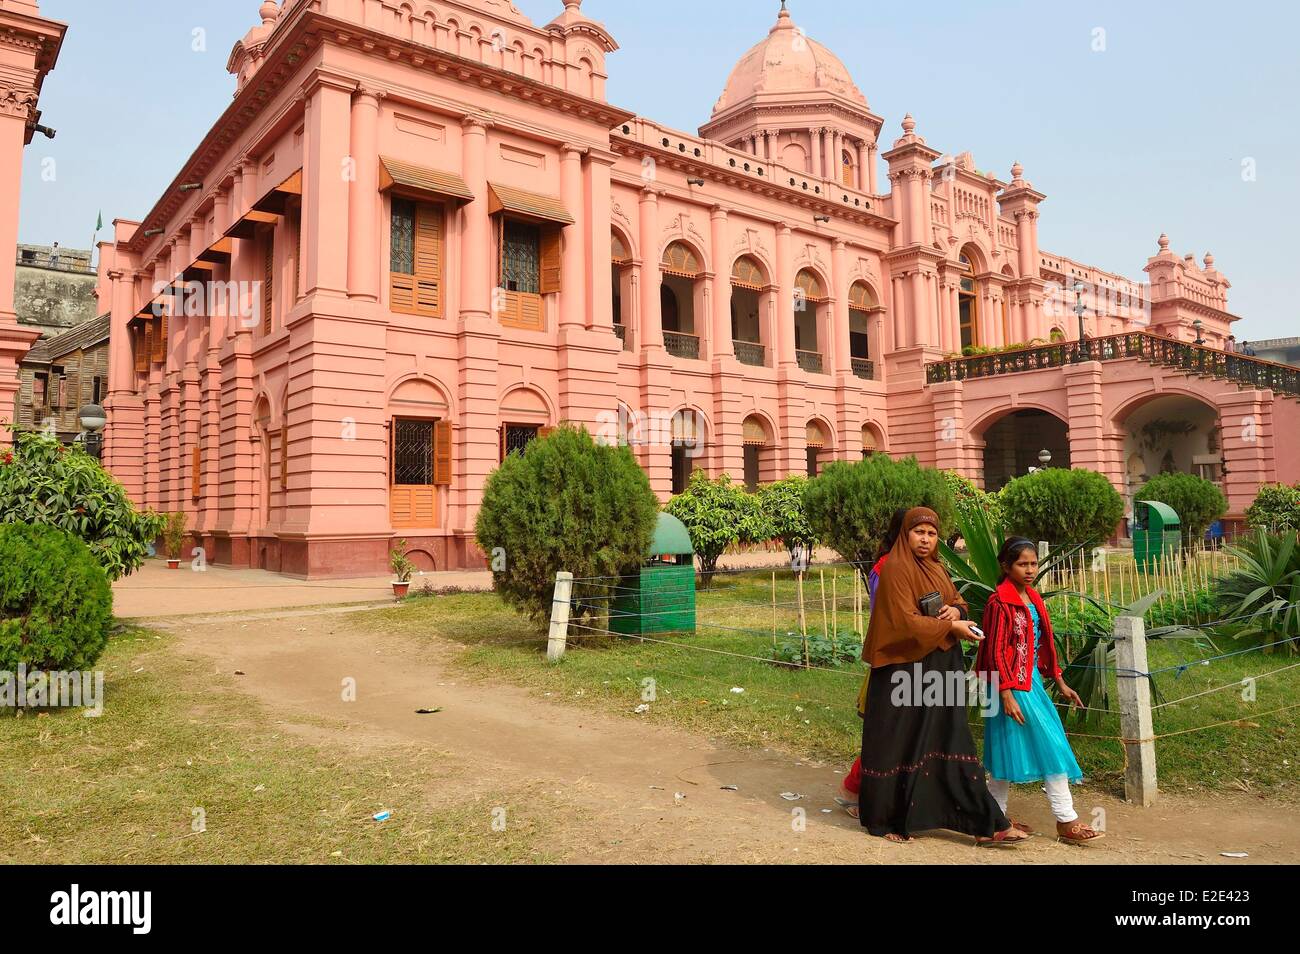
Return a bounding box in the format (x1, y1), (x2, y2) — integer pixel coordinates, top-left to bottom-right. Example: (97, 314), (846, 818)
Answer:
(977, 538), (1105, 845)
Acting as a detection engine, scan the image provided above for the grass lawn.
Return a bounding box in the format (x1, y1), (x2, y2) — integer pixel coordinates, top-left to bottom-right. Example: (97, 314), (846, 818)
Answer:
(364, 568), (1299, 802)
(0, 628), (552, 864)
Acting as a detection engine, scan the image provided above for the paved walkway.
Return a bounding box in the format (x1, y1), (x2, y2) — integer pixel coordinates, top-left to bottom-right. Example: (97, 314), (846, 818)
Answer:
(112, 546), (841, 620)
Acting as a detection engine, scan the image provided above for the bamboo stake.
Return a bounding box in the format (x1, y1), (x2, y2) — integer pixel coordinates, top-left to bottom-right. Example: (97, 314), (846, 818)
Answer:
(771, 571), (777, 650)
(832, 570), (839, 644)
(820, 569), (835, 657)
(797, 571), (809, 668)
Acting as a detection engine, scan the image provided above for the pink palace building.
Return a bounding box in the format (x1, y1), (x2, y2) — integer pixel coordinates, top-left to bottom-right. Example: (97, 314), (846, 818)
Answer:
(73, 0), (1299, 576)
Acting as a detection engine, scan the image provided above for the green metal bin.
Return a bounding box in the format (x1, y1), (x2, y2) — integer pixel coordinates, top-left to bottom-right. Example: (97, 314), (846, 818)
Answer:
(610, 513), (697, 635)
(1133, 499), (1181, 572)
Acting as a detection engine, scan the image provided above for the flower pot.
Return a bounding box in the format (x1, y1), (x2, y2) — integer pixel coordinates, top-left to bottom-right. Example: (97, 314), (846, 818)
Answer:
(392, 581), (410, 599)
(167, 559), (181, 570)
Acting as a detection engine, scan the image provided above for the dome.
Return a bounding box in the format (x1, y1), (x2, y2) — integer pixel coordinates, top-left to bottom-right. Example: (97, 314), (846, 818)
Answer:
(711, 3), (867, 117)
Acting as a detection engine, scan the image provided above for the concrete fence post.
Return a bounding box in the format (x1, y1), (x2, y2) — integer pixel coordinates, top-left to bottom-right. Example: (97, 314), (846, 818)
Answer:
(547, 571), (574, 663)
(1113, 614), (1157, 806)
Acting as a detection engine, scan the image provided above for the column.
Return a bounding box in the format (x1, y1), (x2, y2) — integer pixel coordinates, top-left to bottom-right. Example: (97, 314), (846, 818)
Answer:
(810, 129), (822, 179)
(347, 87), (382, 301)
(867, 142), (879, 193)
(709, 207), (733, 359)
(460, 117), (492, 321)
(587, 152), (614, 330)
(831, 130), (842, 185)
(638, 187), (663, 352)
(830, 240), (851, 375)
(559, 146), (585, 330)
(775, 223), (794, 368)
(303, 74), (352, 296)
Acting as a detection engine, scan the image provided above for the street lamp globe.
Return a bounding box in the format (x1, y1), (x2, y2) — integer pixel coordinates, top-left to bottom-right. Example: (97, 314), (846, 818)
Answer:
(77, 404), (107, 433)
(1038, 449), (1052, 467)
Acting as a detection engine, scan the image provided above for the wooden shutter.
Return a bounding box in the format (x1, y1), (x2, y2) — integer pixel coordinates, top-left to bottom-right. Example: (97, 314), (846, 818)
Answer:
(413, 202), (443, 317)
(293, 207), (303, 302)
(135, 325), (149, 372)
(539, 225), (562, 293)
(434, 420), (452, 486)
(150, 316), (165, 363)
(64, 367), (80, 413)
(191, 446), (202, 501)
(538, 426), (555, 440)
(390, 486), (437, 529)
(262, 233), (275, 336)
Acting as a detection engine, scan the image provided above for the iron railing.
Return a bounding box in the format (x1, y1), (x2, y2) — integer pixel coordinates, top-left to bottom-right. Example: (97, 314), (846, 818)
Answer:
(734, 340), (766, 367)
(925, 331), (1300, 398)
(797, 350), (825, 374)
(664, 331), (700, 360)
(851, 357), (875, 380)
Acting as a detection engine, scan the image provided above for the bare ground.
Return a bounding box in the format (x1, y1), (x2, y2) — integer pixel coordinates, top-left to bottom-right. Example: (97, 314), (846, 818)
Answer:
(161, 608), (1297, 865)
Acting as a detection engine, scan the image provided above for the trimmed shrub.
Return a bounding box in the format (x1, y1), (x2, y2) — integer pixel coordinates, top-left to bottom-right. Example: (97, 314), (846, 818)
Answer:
(943, 470), (1004, 538)
(0, 523), (114, 672)
(803, 455), (955, 567)
(756, 475), (818, 565)
(474, 425), (659, 623)
(665, 472), (768, 581)
(1246, 483), (1300, 534)
(1000, 467), (1124, 548)
(1135, 472), (1227, 547)
(0, 430), (163, 581)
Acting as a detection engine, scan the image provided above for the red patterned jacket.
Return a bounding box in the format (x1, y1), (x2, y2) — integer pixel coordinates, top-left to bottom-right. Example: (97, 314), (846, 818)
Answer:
(976, 579), (1062, 693)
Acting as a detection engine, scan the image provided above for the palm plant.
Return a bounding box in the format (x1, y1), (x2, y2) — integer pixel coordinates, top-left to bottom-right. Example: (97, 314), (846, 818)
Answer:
(1213, 530), (1300, 656)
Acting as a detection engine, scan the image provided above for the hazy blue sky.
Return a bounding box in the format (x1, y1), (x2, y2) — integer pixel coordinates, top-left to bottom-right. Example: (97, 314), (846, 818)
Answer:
(21, 0), (1299, 340)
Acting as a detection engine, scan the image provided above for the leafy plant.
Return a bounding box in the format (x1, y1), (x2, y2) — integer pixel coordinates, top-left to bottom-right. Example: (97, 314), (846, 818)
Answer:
(1213, 531), (1300, 656)
(1245, 483), (1300, 534)
(772, 629), (863, 669)
(756, 476), (818, 566)
(1000, 467), (1124, 548)
(665, 472), (768, 582)
(1135, 472), (1227, 548)
(0, 429), (164, 581)
(803, 455), (954, 571)
(162, 511), (188, 560)
(474, 425), (659, 624)
(943, 470), (1003, 541)
(0, 523), (113, 673)
(389, 539), (416, 583)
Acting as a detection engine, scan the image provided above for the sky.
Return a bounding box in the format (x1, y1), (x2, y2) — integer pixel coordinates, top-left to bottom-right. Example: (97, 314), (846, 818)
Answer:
(21, 0), (1300, 341)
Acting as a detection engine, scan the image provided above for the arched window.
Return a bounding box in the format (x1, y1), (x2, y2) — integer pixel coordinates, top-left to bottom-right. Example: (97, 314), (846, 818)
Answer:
(611, 229), (631, 350)
(841, 150), (855, 189)
(861, 424), (878, 460)
(742, 414), (772, 491)
(661, 242), (702, 359)
(794, 269), (827, 373)
(731, 256), (767, 367)
(671, 409), (704, 495)
(806, 420), (829, 476)
(848, 281), (875, 379)
(958, 252), (980, 351)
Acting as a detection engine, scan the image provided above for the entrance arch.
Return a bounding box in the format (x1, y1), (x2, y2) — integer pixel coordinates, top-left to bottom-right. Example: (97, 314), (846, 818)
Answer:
(980, 408), (1070, 491)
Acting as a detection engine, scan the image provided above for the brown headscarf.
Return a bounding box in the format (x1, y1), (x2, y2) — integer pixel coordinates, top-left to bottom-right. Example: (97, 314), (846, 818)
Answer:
(863, 507), (966, 667)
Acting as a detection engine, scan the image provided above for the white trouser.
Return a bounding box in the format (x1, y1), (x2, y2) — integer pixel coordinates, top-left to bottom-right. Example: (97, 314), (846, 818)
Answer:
(987, 775), (1079, 824)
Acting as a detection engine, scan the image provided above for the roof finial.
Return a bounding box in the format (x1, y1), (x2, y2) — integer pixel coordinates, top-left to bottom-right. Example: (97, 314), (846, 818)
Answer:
(902, 113), (916, 135)
(259, 0), (279, 25)
(779, 1), (790, 19)
(564, 0), (582, 9)
(1157, 233), (1170, 251)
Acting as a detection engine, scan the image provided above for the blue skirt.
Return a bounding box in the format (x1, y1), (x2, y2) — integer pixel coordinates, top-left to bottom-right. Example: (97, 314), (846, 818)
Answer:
(982, 666), (1083, 784)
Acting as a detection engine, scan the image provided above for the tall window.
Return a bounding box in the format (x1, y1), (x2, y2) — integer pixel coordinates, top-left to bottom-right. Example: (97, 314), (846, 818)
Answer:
(806, 421), (828, 476)
(742, 415), (770, 492)
(958, 253), (979, 351)
(497, 218), (558, 331)
(390, 417), (452, 529)
(841, 150), (855, 189)
(849, 282), (873, 361)
(262, 229), (275, 337)
(611, 230), (631, 347)
(502, 221), (541, 293)
(390, 197), (444, 318)
(671, 410), (702, 495)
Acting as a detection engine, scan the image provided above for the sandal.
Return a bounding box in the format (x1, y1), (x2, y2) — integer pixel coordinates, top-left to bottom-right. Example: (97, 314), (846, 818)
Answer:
(881, 832), (913, 843)
(833, 796), (860, 820)
(1056, 820), (1105, 845)
(976, 827), (1028, 848)
(1011, 820), (1035, 835)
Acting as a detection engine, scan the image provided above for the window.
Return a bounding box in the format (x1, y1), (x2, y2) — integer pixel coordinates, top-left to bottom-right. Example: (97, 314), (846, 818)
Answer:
(806, 421), (827, 477)
(390, 197), (444, 318)
(262, 230), (275, 337)
(743, 445), (760, 492)
(500, 424), (551, 461)
(497, 218), (558, 331)
(91, 376), (102, 405)
(742, 415), (769, 492)
(958, 253), (979, 351)
(671, 444), (693, 495)
(841, 151), (855, 189)
(849, 283), (874, 360)
(861, 425), (878, 460)
(671, 410), (702, 495)
(503, 220), (541, 293)
(390, 417), (452, 530)
(34, 373), (47, 408)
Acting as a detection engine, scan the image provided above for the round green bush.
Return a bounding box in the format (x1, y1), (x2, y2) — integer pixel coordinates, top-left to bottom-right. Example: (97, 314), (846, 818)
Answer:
(1135, 472), (1227, 547)
(1000, 467), (1124, 547)
(0, 523), (114, 672)
(1, 430), (164, 580)
(474, 425), (659, 623)
(803, 455), (955, 567)
(665, 472), (769, 579)
(1246, 483), (1300, 533)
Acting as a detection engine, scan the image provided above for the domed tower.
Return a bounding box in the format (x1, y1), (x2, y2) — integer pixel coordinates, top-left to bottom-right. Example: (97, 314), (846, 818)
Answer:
(699, 2), (883, 192)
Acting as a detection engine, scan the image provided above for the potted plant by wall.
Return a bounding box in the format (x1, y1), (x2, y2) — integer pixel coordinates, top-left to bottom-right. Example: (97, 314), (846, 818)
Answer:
(163, 511), (187, 569)
(390, 540), (415, 599)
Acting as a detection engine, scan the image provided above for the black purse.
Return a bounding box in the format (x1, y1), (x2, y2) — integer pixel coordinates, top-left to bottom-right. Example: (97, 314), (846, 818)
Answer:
(918, 591), (944, 617)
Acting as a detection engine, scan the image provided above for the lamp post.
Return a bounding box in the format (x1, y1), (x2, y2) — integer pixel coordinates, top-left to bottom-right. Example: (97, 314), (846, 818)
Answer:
(1073, 282), (1088, 360)
(77, 403), (106, 461)
(1193, 319), (1205, 346)
(1029, 448), (1052, 475)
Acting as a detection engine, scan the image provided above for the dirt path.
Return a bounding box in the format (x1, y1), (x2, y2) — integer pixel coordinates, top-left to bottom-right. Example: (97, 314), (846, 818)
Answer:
(162, 609), (1296, 865)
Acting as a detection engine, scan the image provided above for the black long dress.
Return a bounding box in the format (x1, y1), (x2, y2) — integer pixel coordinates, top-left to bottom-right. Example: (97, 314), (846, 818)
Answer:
(858, 643), (1009, 839)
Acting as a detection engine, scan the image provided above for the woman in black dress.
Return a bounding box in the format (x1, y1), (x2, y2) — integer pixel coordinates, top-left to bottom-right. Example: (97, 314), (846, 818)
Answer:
(857, 507), (1028, 846)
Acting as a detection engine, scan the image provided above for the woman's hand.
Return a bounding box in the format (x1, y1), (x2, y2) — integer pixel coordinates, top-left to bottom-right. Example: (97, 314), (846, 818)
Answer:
(938, 605), (962, 622)
(1055, 678), (1084, 710)
(1000, 689), (1026, 726)
(950, 619), (983, 643)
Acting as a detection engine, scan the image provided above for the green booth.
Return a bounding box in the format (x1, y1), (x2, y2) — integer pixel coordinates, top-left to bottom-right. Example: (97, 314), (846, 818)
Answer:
(610, 513), (697, 635)
(1133, 500), (1181, 572)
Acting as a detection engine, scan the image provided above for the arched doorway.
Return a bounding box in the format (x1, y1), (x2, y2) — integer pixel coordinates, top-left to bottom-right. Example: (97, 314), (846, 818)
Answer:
(958, 249), (980, 351)
(806, 419), (830, 476)
(671, 408), (705, 495)
(1118, 394), (1222, 488)
(794, 268), (828, 374)
(731, 255), (768, 367)
(661, 241), (702, 360)
(981, 409), (1070, 492)
(849, 282), (877, 379)
(611, 228), (632, 350)
(742, 414), (774, 491)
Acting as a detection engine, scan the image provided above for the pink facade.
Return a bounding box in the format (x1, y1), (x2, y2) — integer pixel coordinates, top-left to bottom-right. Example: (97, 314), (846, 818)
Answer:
(88, 0), (1298, 577)
(0, 0), (63, 443)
